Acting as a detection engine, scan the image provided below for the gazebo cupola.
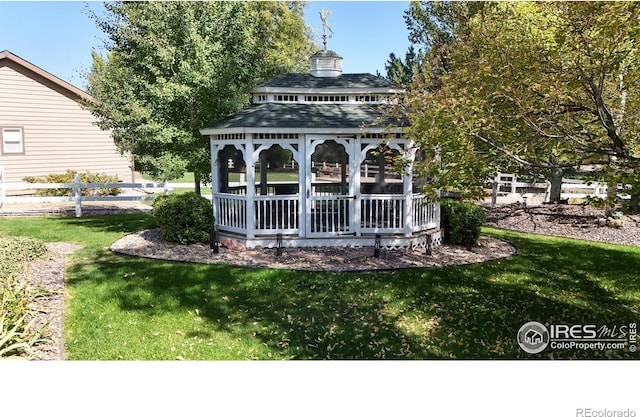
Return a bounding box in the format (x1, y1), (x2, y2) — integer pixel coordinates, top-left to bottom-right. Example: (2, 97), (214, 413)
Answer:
(309, 50), (343, 78)
(200, 38), (441, 249)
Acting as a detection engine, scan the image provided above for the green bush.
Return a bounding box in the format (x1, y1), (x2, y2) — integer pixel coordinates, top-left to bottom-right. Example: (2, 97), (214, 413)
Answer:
(0, 236), (52, 358)
(153, 192), (214, 244)
(24, 170), (121, 197)
(0, 236), (52, 280)
(440, 200), (486, 246)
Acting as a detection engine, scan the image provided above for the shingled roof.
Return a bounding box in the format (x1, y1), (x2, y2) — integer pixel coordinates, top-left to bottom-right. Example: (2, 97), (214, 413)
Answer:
(256, 73), (400, 91)
(203, 103), (407, 132)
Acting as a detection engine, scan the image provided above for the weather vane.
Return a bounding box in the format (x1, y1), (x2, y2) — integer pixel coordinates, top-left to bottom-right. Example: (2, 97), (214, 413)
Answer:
(319, 7), (333, 51)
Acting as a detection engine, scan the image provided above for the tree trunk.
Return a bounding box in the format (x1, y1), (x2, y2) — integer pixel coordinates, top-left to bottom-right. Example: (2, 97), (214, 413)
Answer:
(605, 177), (618, 217)
(194, 171), (202, 196)
(548, 166), (563, 203)
(630, 190), (640, 213)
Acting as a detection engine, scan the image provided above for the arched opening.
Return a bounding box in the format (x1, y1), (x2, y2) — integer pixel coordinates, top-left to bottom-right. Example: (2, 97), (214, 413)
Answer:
(253, 144), (300, 234)
(255, 144), (299, 195)
(308, 140), (351, 235)
(217, 145), (245, 194)
(311, 140), (349, 195)
(360, 144), (403, 194)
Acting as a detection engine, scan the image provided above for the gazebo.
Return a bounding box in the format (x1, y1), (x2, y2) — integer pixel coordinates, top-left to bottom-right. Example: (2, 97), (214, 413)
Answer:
(200, 50), (441, 249)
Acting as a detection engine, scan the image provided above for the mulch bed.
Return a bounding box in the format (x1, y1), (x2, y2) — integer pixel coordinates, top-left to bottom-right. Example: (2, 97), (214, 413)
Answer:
(484, 203), (640, 247)
(110, 228), (516, 272)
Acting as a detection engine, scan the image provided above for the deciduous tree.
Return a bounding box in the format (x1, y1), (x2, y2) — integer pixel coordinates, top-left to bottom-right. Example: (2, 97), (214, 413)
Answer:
(85, 1), (315, 193)
(402, 1), (640, 209)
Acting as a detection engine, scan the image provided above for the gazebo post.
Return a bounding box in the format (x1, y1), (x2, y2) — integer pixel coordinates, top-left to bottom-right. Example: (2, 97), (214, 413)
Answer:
(245, 137), (256, 239)
(403, 145), (416, 237)
(350, 138), (362, 237)
(210, 142), (221, 224)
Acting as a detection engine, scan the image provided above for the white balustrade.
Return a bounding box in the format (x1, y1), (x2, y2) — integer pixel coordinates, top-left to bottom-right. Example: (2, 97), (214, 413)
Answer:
(214, 194), (247, 233)
(360, 195), (405, 232)
(254, 195), (300, 235)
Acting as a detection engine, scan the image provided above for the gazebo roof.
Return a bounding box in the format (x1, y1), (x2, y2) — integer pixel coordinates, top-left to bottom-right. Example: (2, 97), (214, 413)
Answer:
(202, 103), (407, 133)
(255, 73), (401, 92)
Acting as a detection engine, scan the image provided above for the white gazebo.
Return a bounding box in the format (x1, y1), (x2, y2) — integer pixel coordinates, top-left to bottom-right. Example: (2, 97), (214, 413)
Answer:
(200, 50), (441, 249)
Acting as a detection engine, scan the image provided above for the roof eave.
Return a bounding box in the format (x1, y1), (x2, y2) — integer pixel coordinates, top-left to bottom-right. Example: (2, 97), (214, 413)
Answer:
(253, 86), (405, 95)
(200, 126), (406, 136)
(0, 50), (95, 103)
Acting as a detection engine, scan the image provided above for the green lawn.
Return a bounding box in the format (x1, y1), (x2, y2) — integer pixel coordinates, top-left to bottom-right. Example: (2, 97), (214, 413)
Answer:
(1, 215), (638, 359)
(141, 171), (299, 199)
(143, 171), (299, 185)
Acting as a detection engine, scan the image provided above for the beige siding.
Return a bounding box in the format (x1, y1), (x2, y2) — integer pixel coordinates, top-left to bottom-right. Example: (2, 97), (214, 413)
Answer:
(0, 63), (132, 183)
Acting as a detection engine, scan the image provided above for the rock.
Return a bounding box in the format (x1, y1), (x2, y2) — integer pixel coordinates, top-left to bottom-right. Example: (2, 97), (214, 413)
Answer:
(609, 219), (623, 228)
(221, 239), (247, 252)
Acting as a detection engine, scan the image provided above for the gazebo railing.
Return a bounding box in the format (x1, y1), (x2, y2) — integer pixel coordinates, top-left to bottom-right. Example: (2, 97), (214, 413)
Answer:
(309, 195), (351, 234)
(215, 193), (247, 233)
(214, 192), (439, 237)
(412, 194), (439, 231)
(360, 194), (405, 232)
(254, 195), (300, 235)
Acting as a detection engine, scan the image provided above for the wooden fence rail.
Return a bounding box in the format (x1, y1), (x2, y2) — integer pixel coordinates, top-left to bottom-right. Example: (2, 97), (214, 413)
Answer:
(490, 172), (632, 207)
(0, 170), (209, 217)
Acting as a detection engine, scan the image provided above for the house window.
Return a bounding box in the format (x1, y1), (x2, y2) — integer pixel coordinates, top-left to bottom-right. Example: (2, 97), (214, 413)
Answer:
(1, 127), (24, 154)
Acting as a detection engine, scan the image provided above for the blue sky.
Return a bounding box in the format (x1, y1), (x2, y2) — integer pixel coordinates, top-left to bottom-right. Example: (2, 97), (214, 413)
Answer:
(0, 1), (411, 90)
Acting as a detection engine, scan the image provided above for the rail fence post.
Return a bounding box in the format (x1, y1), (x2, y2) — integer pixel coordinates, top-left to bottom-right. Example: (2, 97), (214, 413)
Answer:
(491, 180), (498, 208)
(544, 181), (551, 203)
(74, 172), (82, 217)
(163, 181), (170, 196)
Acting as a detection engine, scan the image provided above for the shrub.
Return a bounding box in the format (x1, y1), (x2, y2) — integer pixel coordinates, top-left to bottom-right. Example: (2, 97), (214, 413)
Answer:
(0, 236), (52, 358)
(0, 236), (52, 280)
(24, 170), (121, 197)
(440, 200), (486, 246)
(153, 192), (214, 244)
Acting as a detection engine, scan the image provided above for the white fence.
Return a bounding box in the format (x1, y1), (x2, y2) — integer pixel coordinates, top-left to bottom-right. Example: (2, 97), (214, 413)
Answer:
(491, 173), (632, 207)
(0, 169), (206, 217)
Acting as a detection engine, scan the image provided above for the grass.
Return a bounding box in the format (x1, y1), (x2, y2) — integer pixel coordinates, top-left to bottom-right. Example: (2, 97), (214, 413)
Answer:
(0, 215), (638, 359)
(143, 171), (299, 185)
(141, 171), (299, 199)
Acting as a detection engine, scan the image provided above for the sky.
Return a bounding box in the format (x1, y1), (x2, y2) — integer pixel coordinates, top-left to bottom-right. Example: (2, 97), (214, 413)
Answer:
(0, 1), (412, 90)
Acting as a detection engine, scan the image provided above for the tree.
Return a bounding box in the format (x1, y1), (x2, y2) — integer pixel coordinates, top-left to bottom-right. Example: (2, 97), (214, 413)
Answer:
(84, 1), (315, 193)
(383, 46), (421, 86)
(401, 2), (640, 209)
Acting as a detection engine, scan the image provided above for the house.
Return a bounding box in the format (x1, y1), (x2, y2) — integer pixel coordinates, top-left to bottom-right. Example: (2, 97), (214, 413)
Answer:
(525, 329), (543, 345)
(200, 49), (441, 249)
(0, 50), (131, 187)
